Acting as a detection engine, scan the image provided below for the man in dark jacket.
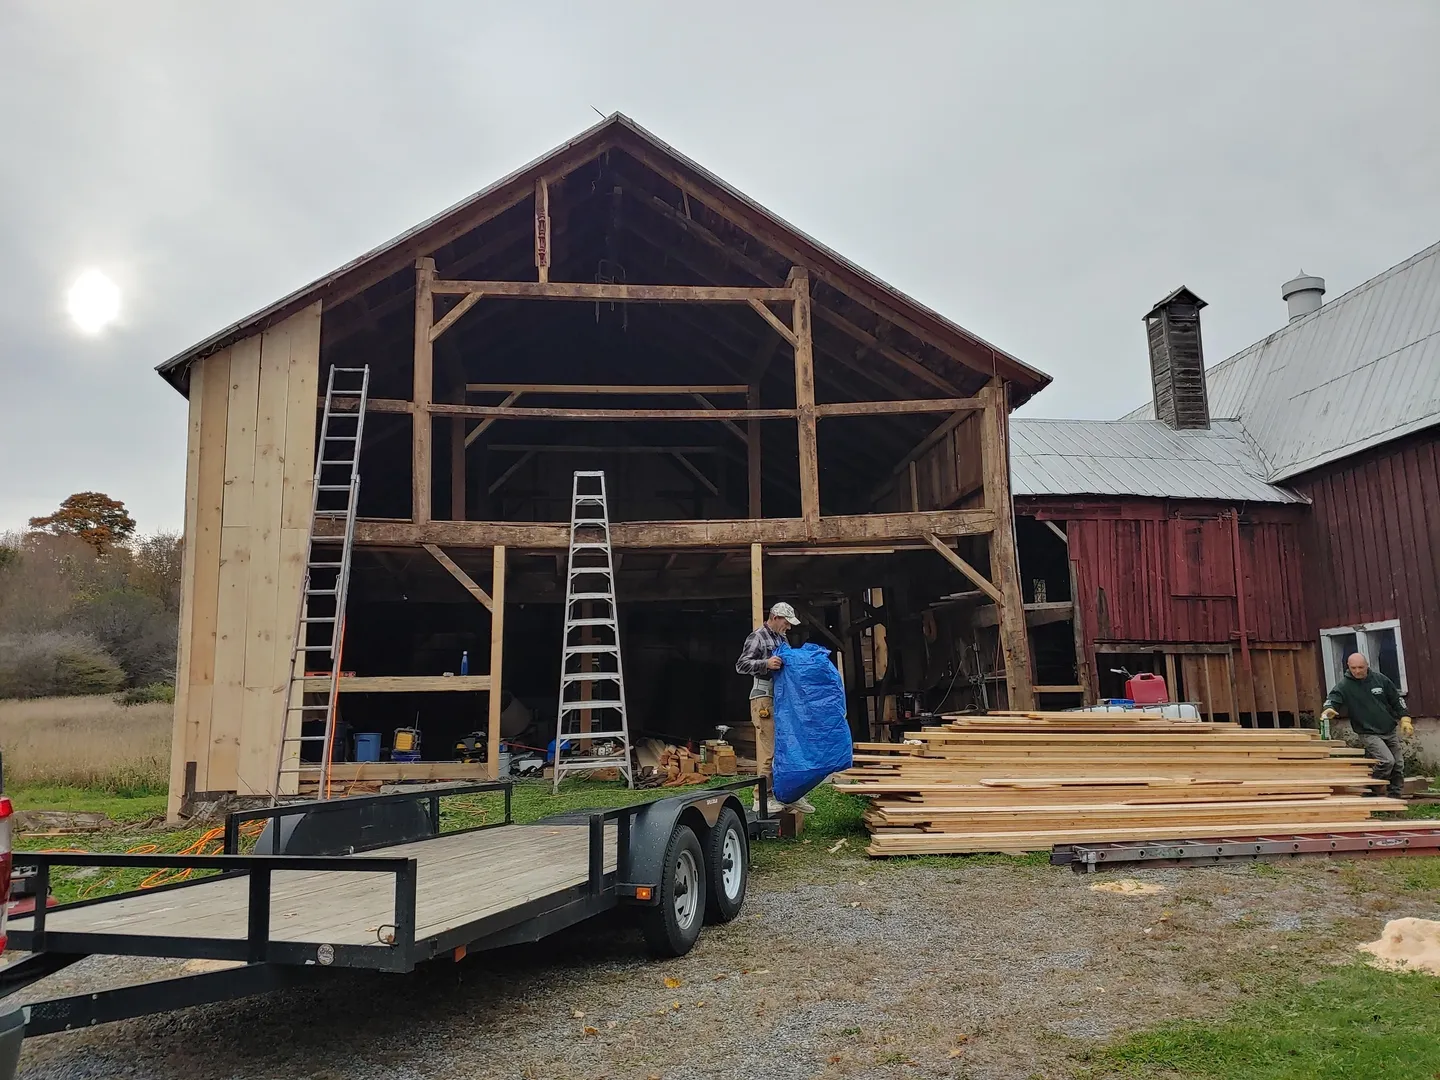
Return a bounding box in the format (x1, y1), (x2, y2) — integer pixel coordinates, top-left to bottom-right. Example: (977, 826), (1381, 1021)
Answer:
(1320, 652), (1413, 798)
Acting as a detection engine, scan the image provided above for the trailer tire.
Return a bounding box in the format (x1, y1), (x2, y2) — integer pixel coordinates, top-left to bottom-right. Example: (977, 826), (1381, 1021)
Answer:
(704, 806), (748, 923)
(640, 824), (707, 958)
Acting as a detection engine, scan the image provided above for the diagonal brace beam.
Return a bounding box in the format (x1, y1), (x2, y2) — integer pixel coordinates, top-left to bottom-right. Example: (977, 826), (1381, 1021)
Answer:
(423, 544), (494, 610)
(923, 531), (1004, 607)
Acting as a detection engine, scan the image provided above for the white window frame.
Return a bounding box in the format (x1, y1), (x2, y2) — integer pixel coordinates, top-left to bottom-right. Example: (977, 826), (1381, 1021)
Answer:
(1320, 619), (1408, 694)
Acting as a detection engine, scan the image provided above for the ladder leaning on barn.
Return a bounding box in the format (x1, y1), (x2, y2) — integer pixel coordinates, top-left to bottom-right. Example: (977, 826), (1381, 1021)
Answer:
(271, 365), (371, 801)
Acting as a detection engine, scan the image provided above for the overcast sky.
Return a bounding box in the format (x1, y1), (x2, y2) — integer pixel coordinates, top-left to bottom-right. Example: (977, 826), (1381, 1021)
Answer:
(3, 1), (1438, 534)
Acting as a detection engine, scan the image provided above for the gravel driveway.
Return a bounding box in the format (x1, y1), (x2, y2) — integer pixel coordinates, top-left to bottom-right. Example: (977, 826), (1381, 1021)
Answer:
(12, 853), (1436, 1080)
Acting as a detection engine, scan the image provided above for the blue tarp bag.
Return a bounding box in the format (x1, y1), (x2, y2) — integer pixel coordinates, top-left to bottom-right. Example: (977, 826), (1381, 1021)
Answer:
(771, 642), (853, 805)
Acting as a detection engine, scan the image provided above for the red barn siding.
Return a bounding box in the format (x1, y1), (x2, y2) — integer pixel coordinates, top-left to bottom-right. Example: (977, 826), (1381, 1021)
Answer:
(1025, 499), (1308, 649)
(1289, 429), (1440, 716)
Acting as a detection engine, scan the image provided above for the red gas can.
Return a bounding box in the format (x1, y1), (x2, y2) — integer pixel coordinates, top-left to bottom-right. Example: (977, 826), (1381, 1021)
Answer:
(1125, 672), (1169, 705)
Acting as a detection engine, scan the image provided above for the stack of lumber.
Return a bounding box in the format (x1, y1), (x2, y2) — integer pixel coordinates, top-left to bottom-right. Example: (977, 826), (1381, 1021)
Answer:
(839, 711), (1409, 856)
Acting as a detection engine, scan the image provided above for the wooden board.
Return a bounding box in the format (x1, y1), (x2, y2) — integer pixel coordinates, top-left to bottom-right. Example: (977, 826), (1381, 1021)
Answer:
(300, 675), (493, 694)
(299, 762), (494, 782)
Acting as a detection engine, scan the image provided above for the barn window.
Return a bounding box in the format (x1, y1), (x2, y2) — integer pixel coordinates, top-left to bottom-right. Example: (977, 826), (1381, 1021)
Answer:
(1320, 620), (1407, 694)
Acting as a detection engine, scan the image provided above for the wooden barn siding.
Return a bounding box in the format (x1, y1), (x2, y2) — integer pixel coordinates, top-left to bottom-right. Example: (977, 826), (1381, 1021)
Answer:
(1288, 429), (1440, 716)
(167, 303), (321, 816)
(873, 411), (983, 512)
(1031, 500), (1308, 647)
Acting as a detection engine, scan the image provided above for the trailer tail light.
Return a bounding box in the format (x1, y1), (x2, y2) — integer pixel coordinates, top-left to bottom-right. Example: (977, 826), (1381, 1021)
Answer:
(0, 795), (12, 955)
(634, 886), (652, 901)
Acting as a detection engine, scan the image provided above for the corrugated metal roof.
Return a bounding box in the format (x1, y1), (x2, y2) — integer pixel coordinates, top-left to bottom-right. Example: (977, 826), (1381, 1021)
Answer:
(1010, 418), (1307, 503)
(1123, 239), (1440, 481)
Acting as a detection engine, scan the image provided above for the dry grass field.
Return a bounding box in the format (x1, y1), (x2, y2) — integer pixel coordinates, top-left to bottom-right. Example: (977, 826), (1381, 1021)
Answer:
(0, 694), (169, 791)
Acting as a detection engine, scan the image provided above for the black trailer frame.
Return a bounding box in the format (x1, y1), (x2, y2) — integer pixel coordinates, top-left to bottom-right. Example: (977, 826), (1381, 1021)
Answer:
(3, 777), (767, 1037)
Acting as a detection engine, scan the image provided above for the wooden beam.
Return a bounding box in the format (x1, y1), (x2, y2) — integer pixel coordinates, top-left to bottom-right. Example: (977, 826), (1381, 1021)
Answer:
(791, 267), (820, 530)
(748, 298), (799, 347)
(814, 397), (982, 418)
(486, 444), (722, 455)
(413, 258), (435, 526)
(868, 411), (970, 503)
(464, 390), (523, 447)
(1044, 520), (1068, 545)
(301, 675), (492, 693)
(669, 452), (720, 497)
(487, 546), (506, 779)
(690, 394), (747, 444)
(534, 177), (550, 283)
(449, 416), (466, 520)
(979, 380), (1035, 711)
(923, 532), (1004, 606)
(428, 291), (483, 342)
(1033, 684), (1086, 694)
(746, 383), (763, 518)
(423, 402), (796, 422)
(329, 508), (1000, 549)
(486, 450), (537, 495)
(751, 543), (764, 627)
(465, 383), (748, 395)
(908, 461), (920, 511)
(423, 543), (494, 610)
(429, 279), (794, 302)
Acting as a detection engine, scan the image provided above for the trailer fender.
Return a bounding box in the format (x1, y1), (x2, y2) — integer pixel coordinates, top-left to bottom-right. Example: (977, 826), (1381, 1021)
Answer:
(622, 792), (747, 902)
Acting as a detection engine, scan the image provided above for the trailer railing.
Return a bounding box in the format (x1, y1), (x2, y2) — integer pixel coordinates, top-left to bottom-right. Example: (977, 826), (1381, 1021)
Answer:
(10, 851), (419, 971)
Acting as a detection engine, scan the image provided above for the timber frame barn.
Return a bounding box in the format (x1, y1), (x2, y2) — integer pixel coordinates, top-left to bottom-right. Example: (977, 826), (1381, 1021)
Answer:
(156, 113), (1051, 815)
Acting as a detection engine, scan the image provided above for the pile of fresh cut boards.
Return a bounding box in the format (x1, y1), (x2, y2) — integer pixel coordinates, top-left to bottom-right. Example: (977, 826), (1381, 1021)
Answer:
(838, 710), (1409, 856)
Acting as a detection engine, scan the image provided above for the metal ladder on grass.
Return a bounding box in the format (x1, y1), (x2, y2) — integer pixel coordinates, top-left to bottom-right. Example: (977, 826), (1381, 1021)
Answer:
(552, 471), (634, 791)
(271, 365), (370, 801)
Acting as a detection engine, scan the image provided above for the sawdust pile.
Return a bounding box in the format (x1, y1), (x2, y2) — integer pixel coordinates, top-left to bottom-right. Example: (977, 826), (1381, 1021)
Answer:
(1089, 879), (1166, 896)
(1358, 918), (1440, 975)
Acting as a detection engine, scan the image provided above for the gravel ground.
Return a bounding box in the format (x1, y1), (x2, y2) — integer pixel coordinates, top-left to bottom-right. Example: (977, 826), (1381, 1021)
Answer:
(12, 854), (1438, 1080)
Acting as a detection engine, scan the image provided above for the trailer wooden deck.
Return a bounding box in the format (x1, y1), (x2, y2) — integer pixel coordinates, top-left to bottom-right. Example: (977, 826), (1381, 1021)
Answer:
(10, 823), (617, 950)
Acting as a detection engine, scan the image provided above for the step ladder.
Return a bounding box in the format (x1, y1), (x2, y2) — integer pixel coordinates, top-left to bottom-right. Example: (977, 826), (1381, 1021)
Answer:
(271, 365), (370, 801)
(553, 472), (633, 791)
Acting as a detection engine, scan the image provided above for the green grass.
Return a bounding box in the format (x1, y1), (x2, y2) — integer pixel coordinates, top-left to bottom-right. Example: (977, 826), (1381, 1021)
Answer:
(1095, 963), (1440, 1079)
(9, 784), (167, 822)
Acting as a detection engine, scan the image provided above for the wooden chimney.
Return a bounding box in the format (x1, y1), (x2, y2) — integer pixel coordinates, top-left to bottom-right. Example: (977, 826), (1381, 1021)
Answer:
(1144, 287), (1210, 430)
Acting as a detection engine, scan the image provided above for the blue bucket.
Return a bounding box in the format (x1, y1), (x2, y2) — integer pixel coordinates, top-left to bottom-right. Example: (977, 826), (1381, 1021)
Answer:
(353, 732), (382, 763)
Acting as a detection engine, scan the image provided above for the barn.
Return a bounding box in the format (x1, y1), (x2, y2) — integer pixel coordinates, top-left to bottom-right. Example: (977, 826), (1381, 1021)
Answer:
(154, 113), (1051, 815)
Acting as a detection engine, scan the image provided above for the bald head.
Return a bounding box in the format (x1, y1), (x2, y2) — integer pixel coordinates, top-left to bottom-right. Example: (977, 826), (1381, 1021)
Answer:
(1347, 653), (1370, 679)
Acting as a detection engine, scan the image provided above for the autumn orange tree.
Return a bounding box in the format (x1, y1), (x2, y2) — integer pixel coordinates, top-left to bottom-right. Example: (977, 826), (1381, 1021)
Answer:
(29, 492), (137, 554)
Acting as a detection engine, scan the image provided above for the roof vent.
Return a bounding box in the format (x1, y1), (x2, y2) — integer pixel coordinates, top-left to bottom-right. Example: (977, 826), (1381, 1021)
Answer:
(1143, 287), (1211, 430)
(1281, 271), (1325, 322)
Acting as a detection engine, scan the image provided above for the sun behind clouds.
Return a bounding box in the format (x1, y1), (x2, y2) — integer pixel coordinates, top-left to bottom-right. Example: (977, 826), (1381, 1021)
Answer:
(66, 269), (122, 335)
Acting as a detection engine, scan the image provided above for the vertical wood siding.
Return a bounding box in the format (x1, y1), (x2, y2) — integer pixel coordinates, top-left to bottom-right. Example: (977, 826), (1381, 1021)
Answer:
(1289, 430), (1440, 716)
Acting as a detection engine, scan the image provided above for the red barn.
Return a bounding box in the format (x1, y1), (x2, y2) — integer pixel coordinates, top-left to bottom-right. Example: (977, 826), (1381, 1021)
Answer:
(1008, 245), (1440, 756)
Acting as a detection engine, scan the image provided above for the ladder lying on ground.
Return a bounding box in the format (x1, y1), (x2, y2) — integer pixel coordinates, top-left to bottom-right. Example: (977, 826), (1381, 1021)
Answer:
(553, 471), (634, 791)
(272, 365), (370, 800)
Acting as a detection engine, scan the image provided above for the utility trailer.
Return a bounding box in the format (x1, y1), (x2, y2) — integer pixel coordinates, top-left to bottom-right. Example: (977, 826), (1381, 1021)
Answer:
(0, 779), (766, 1057)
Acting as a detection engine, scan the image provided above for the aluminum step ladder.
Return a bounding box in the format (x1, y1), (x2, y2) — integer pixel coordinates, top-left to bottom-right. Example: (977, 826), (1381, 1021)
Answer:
(272, 365), (370, 800)
(553, 472), (633, 791)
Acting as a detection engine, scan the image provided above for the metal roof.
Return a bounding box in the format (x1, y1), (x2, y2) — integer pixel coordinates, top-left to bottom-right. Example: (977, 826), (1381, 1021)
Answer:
(154, 113), (1050, 401)
(1009, 418), (1307, 503)
(1123, 238), (1440, 481)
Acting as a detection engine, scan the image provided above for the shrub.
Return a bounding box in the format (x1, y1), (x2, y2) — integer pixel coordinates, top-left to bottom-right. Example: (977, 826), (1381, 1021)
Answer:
(115, 682), (175, 707)
(0, 632), (126, 699)
(69, 588), (176, 687)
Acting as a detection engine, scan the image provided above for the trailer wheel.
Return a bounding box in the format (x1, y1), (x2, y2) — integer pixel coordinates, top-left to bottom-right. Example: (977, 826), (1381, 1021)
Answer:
(640, 824), (707, 957)
(704, 806), (748, 923)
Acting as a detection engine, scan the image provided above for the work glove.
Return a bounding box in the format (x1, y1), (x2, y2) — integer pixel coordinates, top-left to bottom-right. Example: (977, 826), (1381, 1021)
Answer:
(1401, 716), (1414, 737)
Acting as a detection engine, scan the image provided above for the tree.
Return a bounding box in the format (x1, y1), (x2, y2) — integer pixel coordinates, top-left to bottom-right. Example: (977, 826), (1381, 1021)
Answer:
(29, 492), (136, 554)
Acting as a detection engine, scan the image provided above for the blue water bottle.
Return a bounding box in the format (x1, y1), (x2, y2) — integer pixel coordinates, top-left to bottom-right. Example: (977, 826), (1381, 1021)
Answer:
(460, 650), (469, 675)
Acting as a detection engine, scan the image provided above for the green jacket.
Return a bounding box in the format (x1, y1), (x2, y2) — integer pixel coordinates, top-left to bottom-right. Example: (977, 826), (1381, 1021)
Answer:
(1323, 669), (1407, 736)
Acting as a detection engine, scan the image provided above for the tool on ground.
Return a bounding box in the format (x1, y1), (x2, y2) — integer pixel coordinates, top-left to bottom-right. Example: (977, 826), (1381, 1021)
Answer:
(273, 365), (370, 801)
(454, 732), (487, 763)
(1054, 827), (1440, 872)
(552, 472), (634, 790)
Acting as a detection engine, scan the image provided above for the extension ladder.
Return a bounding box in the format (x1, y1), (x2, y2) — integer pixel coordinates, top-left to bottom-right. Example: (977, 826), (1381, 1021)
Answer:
(272, 365), (370, 800)
(553, 472), (633, 791)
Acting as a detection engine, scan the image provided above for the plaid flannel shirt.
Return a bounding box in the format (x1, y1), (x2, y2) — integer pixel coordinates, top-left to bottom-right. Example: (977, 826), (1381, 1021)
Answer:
(735, 624), (787, 678)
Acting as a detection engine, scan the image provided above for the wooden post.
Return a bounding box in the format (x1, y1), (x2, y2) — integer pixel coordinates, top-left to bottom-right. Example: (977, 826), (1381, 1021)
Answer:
(979, 380), (1035, 711)
(534, 178), (551, 284)
(450, 416), (466, 521)
(747, 383), (762, 518)
(750, 542), (764, 627)
(789, 267), (819, 532)
(486, 544), (506, 778)
(1068, 556), (1092, 704)
(1164, 651), (1178, 704)
(413, 257), (436, 526)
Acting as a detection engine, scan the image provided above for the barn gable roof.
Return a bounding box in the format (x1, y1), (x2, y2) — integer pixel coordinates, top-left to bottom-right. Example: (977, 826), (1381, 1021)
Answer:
(156, 113), (1050, 403)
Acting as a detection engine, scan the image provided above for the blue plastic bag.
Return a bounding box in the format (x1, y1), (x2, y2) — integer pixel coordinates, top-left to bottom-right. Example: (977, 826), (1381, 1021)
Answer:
(770, 642), (853, 805)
